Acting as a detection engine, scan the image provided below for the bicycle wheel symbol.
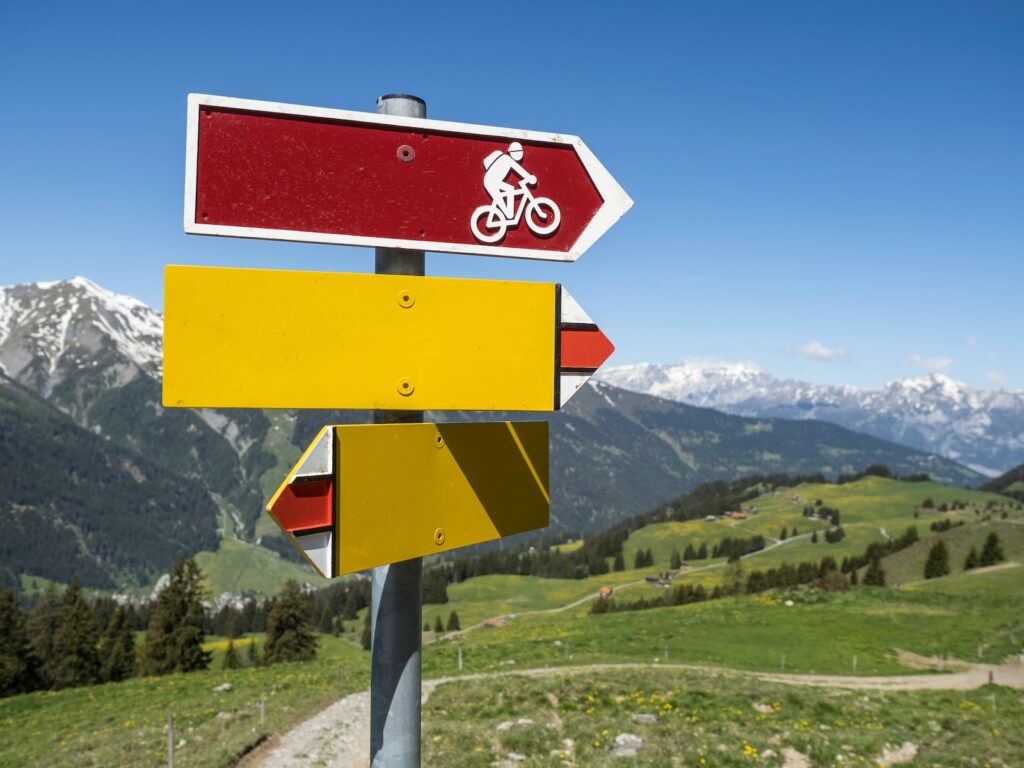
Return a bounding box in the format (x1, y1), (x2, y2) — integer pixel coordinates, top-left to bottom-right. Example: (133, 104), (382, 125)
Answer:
(470, 205), (508, 244)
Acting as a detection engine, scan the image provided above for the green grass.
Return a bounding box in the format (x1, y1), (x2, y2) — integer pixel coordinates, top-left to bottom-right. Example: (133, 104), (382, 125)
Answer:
(424, 584), (1024, 680)
(0, 635), (368, 768)
(194, 539), (328, 599)
(423, 667), (1024, 767)
(905, 562), (1024, 596)
(881, 520), (1024, 586)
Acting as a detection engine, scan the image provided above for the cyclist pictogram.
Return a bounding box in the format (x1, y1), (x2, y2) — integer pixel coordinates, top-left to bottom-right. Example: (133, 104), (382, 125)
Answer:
(470, 142), (561, 243)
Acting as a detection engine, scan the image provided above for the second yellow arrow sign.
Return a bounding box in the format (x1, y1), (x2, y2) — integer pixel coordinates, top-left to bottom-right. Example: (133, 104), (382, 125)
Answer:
(265, 421), (549, 576)
(163, 265), (613, 411)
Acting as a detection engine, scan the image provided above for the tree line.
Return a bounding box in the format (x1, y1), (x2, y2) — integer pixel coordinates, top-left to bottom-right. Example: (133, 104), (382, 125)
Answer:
(0, 558), (324, 698)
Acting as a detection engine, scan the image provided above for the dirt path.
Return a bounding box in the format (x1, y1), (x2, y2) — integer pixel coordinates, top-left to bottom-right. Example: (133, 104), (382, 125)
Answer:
(240, 659), (1024, 766)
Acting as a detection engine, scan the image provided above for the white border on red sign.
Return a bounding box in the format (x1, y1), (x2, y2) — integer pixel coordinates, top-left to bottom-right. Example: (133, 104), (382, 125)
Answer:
(183, 93), (632, 262)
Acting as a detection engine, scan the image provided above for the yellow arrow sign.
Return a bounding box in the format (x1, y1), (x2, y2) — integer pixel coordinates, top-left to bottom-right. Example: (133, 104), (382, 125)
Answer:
(162, 265), (613, 411)
(265, 422), (549, 576)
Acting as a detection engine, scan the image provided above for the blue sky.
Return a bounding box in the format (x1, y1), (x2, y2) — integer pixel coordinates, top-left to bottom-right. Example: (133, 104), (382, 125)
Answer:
(1, 1), (1021, 390)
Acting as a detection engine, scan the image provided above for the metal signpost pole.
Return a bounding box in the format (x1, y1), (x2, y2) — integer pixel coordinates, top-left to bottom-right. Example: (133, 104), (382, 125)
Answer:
(370, 92), (426, 768)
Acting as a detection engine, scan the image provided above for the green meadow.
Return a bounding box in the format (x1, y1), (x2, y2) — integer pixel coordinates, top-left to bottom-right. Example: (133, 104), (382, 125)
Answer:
(423, 667), (1024, 767)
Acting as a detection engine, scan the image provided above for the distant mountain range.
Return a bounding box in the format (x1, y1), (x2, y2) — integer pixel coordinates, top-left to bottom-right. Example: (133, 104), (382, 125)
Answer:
(0, 277), (988, 590)
(599, 359), (1024, 477)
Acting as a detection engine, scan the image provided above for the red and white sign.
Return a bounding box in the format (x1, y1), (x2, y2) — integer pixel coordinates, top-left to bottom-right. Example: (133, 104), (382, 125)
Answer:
(184, 94), (632, 262)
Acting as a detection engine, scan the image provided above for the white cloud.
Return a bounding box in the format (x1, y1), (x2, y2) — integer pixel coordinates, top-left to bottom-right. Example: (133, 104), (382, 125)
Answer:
(986, 370), (1007, 387)
(788, 340), (848, 362)
(966, 336), (978, 347)
(905, 353), (954, 373)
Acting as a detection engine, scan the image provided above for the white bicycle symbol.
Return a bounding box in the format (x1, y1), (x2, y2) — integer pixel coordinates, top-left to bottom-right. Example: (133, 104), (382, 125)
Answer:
(470, 179), (561, 243)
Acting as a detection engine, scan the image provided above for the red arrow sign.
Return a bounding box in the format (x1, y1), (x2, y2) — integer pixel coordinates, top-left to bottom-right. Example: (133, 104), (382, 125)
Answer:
(184, 94), (632, 261)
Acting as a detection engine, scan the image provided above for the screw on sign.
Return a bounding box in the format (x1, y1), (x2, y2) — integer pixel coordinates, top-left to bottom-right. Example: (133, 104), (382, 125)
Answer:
(184, 94), (631, 261)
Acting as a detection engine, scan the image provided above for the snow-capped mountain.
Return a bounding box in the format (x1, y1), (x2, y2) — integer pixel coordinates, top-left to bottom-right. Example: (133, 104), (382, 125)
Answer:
(598, 359), (1024, 476)
(0, 276), (162, 398)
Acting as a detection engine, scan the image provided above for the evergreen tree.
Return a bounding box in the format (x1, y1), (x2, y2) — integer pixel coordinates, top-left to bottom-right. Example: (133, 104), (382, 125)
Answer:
(263, 580), (318, 665)
(849, 569), (859, 586)
(791, 527), (798, 538)
(645, 548), (654, 567)
(142, 558), (211, 675)
(779, 527), (788, 541)
(51, 578), (101, 689)
(0, 589), (37, 696)
(670, 550), (682, 570)
(446, 611), (460, 632)
(422, 569), (449, 604)
(964, 546), (979, 570)
(342, 588), (362, 620)
(811, 530), (819, 543)
(612, 552), (625, 572)
(979, 533), (1005, 567)
(361, 612), (372, 651)
(683, 543), (696, 561)
(923, 540), (950, 580)
(247, 638), (260, 666)
(696, 543), (709, 560)
(98, 605), (136, 683)
(433, 615), (444, 634)
(633, 549), (645, 569)
(863, 559), (886, 587)
(26, 584), (61, 688)
(422, 621), (431, 632)
(222, 640), (241, 670)
(922, 497), (935, 509)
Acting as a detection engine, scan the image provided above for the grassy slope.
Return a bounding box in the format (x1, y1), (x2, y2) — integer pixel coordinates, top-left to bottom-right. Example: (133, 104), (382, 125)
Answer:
(194, 539), (328, 599)
(880, 520), (1024, 586)
(0, 636), (367, 768)
(426, 583), (1024, 681)
(436, 478), (1021, 619)
(423, 667), (1024, 768)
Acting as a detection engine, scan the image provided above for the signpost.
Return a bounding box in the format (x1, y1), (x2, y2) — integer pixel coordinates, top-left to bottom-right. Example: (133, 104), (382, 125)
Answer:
(171, 90), (630, 767)
(162, 266), (614, 411)
(184, 93), (632, 262)
(265, 422), (549, 577)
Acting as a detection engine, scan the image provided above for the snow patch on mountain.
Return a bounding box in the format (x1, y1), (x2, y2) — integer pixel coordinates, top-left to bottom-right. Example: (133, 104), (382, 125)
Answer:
(0, 276), (163, 393)
(598, 360), (1024, 475)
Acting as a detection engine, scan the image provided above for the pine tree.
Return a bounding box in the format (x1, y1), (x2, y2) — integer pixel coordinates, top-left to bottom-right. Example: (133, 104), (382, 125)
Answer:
(98, 605), (136, 683)
(964, 546), (979, 570)
(613, 552), (625, 572)
(142, 558), (211, 675)
(779, 527), (788, 541)
(446, 611), (461, 632)
(863, 559), (886, 587)
(683, 543), (696, 561)
(222, 640), (241, 670)
(670, 550), (682, 570)
(811, 530), (819, 543)
(361, 612), (372, 651)
(645, 548), (654, 567)
(0, 589), (37, 696)
(791, 527), (798, 538)
(633, 550), (644, 569)
(247, 638), (260, 666)
(923, 540), (950, 580)
(26, 584), (61, 688)
(263, 580), (318, 665)
(51, 578), (101, 689)
(979, 533), (1005, 567)
(433, 615), (444, 634)
(696, 543), (709, 560)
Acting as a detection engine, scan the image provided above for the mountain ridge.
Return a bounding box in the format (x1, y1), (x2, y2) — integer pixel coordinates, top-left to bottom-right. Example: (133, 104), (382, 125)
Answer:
(599, 359), (1024, 476)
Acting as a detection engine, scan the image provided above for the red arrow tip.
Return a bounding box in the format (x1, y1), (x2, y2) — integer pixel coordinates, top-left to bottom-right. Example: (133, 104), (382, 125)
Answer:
(560, 327), (615, 371)
(269, 479), (333, 533)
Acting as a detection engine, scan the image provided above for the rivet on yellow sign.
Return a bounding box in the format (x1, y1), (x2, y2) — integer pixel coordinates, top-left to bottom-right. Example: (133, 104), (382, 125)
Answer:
(264, 422), (549, 576)
(162, 265), (613, 412)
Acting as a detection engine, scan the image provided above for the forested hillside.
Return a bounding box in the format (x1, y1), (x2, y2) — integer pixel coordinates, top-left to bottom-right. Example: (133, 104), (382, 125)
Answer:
(0, 377), (218, 589)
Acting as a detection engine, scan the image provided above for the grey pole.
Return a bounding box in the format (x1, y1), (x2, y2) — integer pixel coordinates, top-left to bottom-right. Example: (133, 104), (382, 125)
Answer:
(370, 92), (426, 768)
